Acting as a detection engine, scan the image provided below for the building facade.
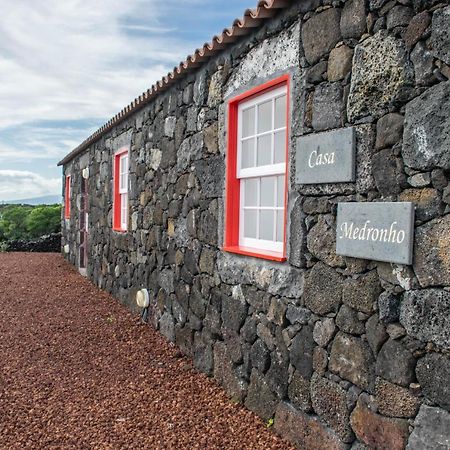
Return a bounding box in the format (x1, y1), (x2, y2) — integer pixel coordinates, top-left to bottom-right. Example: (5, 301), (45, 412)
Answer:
(59, 0), (450, 448)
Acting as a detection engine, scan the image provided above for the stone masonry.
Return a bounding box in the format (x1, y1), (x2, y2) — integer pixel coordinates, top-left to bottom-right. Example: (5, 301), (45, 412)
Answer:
(61, 1), (450, 448)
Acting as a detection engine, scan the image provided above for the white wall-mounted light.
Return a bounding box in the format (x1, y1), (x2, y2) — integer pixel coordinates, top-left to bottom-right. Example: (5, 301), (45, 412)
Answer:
(64, 244), (70, 254)
(136, 288), (150, 308)
(82, 168), (89, 179)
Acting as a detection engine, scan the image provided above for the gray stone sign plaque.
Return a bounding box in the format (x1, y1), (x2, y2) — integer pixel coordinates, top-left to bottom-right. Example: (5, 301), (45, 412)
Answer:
(296, 127), (356, 184)
(336, 202), (415, 265)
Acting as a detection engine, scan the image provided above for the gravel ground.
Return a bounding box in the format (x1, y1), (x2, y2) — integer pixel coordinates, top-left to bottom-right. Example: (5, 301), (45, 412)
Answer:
(0, 253), (292, 450)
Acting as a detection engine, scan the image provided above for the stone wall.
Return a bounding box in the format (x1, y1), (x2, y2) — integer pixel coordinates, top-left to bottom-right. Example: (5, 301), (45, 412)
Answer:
(61, 1), (450, 448)
(5, 233), (61, 253)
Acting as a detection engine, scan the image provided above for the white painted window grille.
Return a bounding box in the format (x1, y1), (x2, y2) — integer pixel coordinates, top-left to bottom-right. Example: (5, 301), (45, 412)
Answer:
(237, 85), (287, 253)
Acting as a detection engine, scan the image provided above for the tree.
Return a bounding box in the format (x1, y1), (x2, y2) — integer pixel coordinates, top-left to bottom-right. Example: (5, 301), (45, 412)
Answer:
(0, 205), (32, 240)
(26, 205), (61, 238)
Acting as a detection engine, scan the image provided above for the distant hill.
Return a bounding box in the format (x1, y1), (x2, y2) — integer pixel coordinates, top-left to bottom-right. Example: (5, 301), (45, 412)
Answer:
(1, 195), (61, 206)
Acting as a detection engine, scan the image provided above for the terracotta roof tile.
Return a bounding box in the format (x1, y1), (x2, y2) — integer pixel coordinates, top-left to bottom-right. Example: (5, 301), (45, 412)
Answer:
(58, 0), (292, 166)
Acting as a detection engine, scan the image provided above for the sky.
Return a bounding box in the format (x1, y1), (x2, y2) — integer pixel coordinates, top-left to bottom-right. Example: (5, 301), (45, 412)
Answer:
(0, 0), (254, 201)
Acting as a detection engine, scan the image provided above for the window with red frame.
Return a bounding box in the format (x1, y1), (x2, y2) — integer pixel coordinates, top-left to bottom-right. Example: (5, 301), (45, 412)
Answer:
(64, 175), (71, 219)
(113, 149), (129, 231)
(224, 75), (289, 261)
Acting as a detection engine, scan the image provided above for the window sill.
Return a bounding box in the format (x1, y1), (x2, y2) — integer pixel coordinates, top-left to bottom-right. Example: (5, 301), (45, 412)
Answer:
(223, 245), (286, 262)
(112, 227), (127, 233)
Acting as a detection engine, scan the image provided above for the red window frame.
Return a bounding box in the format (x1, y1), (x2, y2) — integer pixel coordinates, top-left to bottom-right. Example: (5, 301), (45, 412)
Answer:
(223, 74), (290, 262)
(113, 147), (129, 232)
(64, 175), (71, 219)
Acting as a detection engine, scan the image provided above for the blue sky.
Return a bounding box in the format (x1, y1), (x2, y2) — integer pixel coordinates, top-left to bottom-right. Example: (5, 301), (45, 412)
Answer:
(0, 0), (254, 201)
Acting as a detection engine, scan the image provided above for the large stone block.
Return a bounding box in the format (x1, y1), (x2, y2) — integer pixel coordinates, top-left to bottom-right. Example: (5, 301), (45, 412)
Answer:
(311, 373), (354, 442)
(244, 369), (278, 421)
(376, 339), (416, 387)
(225, 22), (299, 97)
(347, 32), (413, 121)
(401, 289), (450, 350)
(336, 304), (365, 335)
(192, 155), (224, 198)
(213, 342), (247, 402)
(288, 371), (311, 412)
(329, 332), (375, 391)
(303, 262), (344, 315)
(328, 45), (353, 82)
(375, 113), (404, 150)
(413, 215), (450, 288)
(403, 81), (450, 170)
(406, 405), (450, 450)
(340, 0), (366, 39)
(342, 270), (382, 314)
(350, 395), (410, 450)
(416, 353), (450, 410)
(274, 402), (346, 450)
(431, 6), (450, 66)
(302, 9), (341, 65)
(312, 82), (344, 131)
(399, 188), (443, 222)
(217, 252), (304, 299)
(375, 378), (420, 418)
(290, 325), (315, 378)
(307, 215), (345, 268)
(221, 291), (247, 333)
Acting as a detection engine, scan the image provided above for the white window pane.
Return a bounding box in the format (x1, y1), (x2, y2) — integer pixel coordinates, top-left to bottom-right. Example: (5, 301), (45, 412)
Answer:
(274, 95), (287, 129)
(257, 100), (272, 133)
(244, 178), (258, 207)
(260, 210), (274, 240)
(244, 209), (257, 239)
(260, 176), (275, 207)
(257, 134), (271, 166)
(277, 176), (285, 207)
(276, 210), (284, 242)
(242, 107), (255, 138)
(241, 138), (255, 169)
(274, 130), (286, 164)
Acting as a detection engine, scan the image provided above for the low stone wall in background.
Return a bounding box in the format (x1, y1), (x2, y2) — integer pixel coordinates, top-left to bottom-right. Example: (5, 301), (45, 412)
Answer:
(5, 233), (61, 253)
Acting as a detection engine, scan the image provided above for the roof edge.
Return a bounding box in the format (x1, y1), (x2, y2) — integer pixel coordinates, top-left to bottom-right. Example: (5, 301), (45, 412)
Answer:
(58, 0), (292, 166)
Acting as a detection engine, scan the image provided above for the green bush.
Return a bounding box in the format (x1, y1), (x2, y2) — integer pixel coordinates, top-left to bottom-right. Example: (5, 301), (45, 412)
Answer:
(26, 205), (61, 238)
(0, 204), (61, 241)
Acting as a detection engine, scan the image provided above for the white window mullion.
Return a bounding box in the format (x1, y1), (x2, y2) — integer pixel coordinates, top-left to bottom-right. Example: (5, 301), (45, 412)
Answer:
(236, 83), (287, 254)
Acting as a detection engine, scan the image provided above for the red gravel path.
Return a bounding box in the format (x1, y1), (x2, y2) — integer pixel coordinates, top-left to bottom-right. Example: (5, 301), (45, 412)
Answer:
(0, 253), (292, 449)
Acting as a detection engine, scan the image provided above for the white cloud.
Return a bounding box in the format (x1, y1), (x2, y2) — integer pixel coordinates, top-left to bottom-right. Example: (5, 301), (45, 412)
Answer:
(0, 0), (192, 130)
(0, 170), (61, 201)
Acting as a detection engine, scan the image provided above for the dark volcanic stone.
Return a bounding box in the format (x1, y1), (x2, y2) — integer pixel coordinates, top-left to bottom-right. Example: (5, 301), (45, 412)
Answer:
(312, 83), (344, 131)
(329, 332), (375, 391)
(341, 0), (366, 39)
(250, 339), (270, 373)
(416, 353), (450, 410)
(403, 81), (450, 170)
(290, 325), (315, 378)
(378, 292), (400, 324)
(310, 373), (353, 442)
(336, 304), (366, 335)
(400, 289), (450, 350)
(431, 6), (450, 66)
(304, 262), (344, 315)
(245, 369), (278, 421)
(376, 339), (416, 387)
(407, 405), (450, 450)
(375, 113), (404, 150)
(274, 402), (346, 450)
(404, 11), (431, 50)
(342, 270), (382, 314)
(288, 371), (311, 412)
(302, 9), (342, 65)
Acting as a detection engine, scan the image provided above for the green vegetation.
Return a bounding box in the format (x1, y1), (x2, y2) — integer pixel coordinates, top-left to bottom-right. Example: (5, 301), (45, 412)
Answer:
(0, 204), (61, 242)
